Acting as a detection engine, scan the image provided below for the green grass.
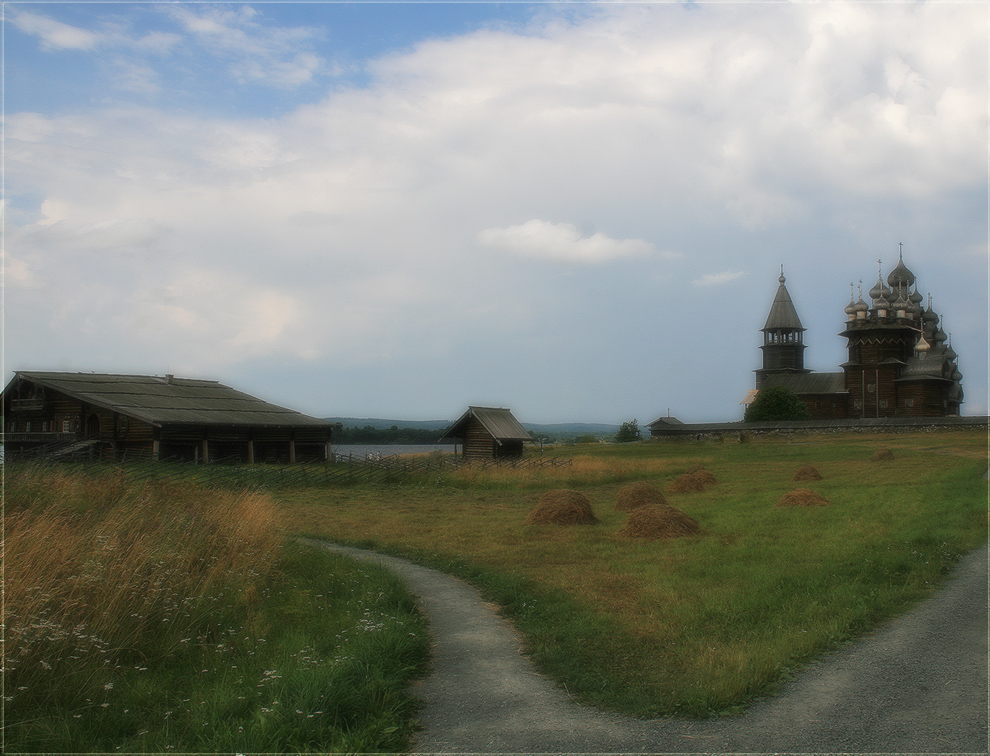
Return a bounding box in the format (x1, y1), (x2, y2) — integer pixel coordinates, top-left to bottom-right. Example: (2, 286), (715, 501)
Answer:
(279, 430), (988, 717)
(4, 468), (430, 753)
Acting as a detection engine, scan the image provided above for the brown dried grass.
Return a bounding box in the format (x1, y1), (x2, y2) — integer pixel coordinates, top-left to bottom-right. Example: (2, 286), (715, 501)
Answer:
(776, 488), (832, 507)
(618, 504), (701, 540)
(691, 469), (717, 486)
(527, 489), (599, 525)
(872, 448), (895, 461)
(4, 466), (285, 684)
(793, 465), (823, 481)
(616, 482), (668, 512)
(667, 472), (706, 494)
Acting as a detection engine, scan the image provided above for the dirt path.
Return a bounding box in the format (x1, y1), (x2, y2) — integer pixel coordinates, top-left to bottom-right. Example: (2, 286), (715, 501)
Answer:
(308, 541), (988, 754)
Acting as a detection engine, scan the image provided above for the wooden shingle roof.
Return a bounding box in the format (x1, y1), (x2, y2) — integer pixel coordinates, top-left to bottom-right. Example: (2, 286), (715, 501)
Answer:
(7, 372), (331, 429)
(439, 406), (533, 443)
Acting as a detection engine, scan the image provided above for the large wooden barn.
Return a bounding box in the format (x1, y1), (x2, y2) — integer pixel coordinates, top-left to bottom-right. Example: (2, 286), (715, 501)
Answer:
(440, 406), (533, 460)
(1, 371), (333, 463)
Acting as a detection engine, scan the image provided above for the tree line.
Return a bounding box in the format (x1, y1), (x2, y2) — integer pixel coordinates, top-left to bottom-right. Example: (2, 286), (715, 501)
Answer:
(331, 424), (445, 445)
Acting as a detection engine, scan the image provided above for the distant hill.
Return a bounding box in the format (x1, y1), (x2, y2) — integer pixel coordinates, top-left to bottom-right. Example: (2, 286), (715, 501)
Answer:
(324, 417), (621, 438)
(324, 417), (452, 431)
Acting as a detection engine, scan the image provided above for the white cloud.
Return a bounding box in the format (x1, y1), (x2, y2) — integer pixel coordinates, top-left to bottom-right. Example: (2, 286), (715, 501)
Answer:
(693, 271), (748, 287)
(477, 220), (654, 264)
(4, 2), (986, 421)
(11, 11), (101, 51)
(163, 5), (325, 87)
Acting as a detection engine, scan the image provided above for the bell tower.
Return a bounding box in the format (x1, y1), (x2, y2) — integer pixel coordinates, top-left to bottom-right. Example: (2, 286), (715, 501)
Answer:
(755, 268), (810, 388)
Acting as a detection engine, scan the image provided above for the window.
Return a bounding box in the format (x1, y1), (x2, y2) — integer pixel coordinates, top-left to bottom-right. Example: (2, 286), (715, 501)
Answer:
(879, 399), (888, 409)
(854, 399), (862, 410)
(867, 384), (875, 394)
(904, 399), (914, 408)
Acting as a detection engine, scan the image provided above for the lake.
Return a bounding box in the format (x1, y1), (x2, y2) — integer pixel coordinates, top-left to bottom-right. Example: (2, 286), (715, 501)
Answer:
(331, 444), (458, 460)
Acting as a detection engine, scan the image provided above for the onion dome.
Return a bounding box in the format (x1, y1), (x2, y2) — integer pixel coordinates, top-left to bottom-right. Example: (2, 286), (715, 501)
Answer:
(905, 295), (922, 318)
(945, 333), (957, 361)
(891, 288), (910, 315)
(934, 326), (947, 344)
(887, 246), (916, 288)
(914, 331), (931, 353)
(868, 275), (886, 301)
(873, 292), (891, 315)
(909, 285), (924, 306)
(952, 368), (963, 382)
(922, 303), (938, 326)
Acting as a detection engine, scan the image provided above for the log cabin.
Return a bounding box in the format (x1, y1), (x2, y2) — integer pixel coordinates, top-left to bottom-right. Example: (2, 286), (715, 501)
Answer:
(1, 371), (333, 463)
(439, 406), (532, 460)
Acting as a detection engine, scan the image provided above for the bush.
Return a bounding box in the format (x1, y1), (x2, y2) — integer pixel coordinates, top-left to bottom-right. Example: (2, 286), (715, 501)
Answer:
(744, 385), (811, 422)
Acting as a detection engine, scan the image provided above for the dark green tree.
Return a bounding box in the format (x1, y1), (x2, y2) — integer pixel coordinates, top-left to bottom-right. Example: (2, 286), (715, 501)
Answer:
(744, 386), (811, 422)
(615, 419), (640, 443)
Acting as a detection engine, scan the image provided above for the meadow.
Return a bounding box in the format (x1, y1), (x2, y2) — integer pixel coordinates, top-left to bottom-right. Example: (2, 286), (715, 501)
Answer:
(3, 466), (429, 753)
(279, 429), (988, 717)
(5, 429), (985, 751)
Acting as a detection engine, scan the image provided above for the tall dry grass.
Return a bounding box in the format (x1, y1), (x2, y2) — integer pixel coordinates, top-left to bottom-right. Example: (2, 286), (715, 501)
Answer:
(4, 465), (284, 716)
(444, 453), (682, 488)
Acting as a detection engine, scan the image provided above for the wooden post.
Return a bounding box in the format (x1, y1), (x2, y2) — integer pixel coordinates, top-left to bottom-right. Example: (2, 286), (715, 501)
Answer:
(247, 440), (255, 464)
(152, 440), (160, 461)
(202, 439), (210, 465)
(289, 440), (296, 464)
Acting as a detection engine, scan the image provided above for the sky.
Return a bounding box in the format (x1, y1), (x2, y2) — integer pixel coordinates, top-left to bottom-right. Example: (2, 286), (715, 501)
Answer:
(4, 1), (988, 425)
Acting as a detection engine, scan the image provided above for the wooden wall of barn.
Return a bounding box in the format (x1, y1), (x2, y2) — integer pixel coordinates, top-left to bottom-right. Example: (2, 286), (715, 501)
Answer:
(3, 381), (330, 463)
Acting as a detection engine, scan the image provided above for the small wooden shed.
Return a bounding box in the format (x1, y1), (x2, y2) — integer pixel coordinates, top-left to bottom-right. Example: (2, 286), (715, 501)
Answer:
(439, 406), (533, 460)
(1, 371), (333, 463)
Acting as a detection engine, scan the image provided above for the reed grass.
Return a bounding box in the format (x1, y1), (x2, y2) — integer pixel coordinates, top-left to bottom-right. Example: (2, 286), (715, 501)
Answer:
(3, 465), (428, 752)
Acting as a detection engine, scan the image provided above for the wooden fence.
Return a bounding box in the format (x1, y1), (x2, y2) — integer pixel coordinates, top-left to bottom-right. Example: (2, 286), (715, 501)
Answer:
(23, 452), (572, 490)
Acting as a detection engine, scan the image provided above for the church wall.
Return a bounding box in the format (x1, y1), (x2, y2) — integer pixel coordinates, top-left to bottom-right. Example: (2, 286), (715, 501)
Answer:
(799, 394), (849, 420)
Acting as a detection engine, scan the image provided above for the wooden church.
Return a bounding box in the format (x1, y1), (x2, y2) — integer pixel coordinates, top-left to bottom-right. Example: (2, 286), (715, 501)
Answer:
(750, 248), (964, 419)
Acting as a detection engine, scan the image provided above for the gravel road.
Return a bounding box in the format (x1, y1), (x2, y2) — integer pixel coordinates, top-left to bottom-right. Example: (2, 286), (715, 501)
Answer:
(309, 541), (988, 754)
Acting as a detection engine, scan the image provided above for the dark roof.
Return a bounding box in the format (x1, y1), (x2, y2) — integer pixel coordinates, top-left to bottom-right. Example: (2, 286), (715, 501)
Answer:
(5, 372), (331, 428)
(439, 406), (533, 443)
(647, 416), (684, 428)
(762, 275), (805, 331)
(761, 372), (846, 395)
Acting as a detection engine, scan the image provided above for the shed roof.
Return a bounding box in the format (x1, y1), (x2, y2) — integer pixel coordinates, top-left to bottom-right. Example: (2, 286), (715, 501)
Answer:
(439, 406), (533, 444)
(647, 416), (684, 428)
(5, 371), (332, 429)
(760, 372), (846, 395)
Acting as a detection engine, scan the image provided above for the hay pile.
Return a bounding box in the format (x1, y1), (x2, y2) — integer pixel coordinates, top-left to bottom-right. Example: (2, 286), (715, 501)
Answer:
(616, 482), (668, 512)
(667, 472), (707, 494)
(692, 469), (718, 486)
(793, 465), (823, 481)
(872, 448), (895, 461)
(618, 504), (700, 540)
(776, 488), (831, 507)
(526, 489), (598, 525)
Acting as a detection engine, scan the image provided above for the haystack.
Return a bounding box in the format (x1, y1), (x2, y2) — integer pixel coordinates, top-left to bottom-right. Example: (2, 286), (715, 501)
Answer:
(618, 504), (700, 540)
(667, 472), (706, 494)
(871, 448), (895, 461)
(616, 482), (668, 512)
(776, 488), (831, 507)
(527, 489), (598, 525)
(793, 465), (823, 481)
(692, 469), (718, 486)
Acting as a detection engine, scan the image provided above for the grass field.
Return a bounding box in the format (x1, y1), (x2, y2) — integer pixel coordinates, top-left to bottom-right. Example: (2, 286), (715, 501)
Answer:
(3, 466), (429, 753)
(278, 429), (988, 718)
